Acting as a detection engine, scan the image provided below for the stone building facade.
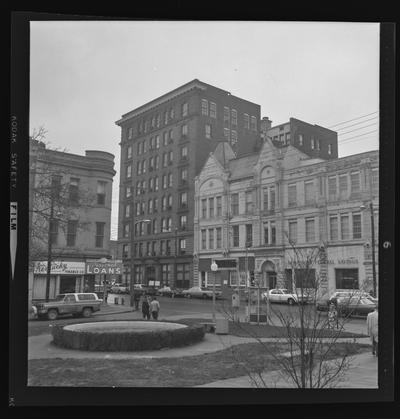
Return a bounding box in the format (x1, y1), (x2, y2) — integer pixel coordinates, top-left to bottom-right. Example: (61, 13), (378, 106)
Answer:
(194, 139), (378, 297)
(29, 140), (116, 302)
(115, 79), (261, 289)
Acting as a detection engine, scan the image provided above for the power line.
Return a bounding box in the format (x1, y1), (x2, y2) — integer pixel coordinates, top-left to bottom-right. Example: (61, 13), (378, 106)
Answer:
(338, 130), (378, 143)
(338, 123), (378, 137)
(327, 111), (379, 128)
(334, 116), (378, 131)
(340, 135), (378, 145)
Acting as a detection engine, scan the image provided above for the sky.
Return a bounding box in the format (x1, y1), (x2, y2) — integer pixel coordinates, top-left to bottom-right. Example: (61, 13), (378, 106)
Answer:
(30, 21), (380, 240)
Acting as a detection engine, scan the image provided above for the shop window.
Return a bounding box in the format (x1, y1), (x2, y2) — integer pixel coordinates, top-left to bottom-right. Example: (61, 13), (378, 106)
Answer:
(335, 269), (359, 289)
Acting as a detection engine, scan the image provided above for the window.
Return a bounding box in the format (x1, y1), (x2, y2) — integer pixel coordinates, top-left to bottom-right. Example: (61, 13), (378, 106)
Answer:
(329, 216), (339, 241)
(250, 116), (256, 131)
(201, 199), (207, 218)
(97, 181), (106, 205)
(352, 213), (362, 239)
(205, 124), (212, 139)
(208, 229), (214, 249)
(162, 152), (168, 168)
(335, 269), (359, 290)
(288, 220), (297, 243)
(49, 219), (58, 245)
(95, 222), (105, 248)
(163, 132), (168, 146)
(122, 244), (130, 259)
(245, 224), (253, 247)
(152, 218), (157, 234)
(125, 204), (131, 218)
(179, 215), (187, 229)
(125, 186), (132, 198)
(69, 178), (80, 203)
(168, 194), (172, 208)
(148, 199), (153, 214)
(180, 169), (187, 184)
(181, 124), (188, 136)
(295, 269), (316, 289)
(340, 214), (350, 240)
(328, 176), (337, 199)
(316, 139), (320, 151)
(311, 137), (315, 150)
(224, 128), (230, 140)
(201, 229), (206, 250)
(156, 114), (161, 128)
(162, 175), (167, 189)
(209, 197), (214, 218)
(232, 225), (239, 247)
(164, 111), (168, 125)
(161, 218), (167, 233)
(154, 155), (159, 170)
(371, 168), (379, 191)
(151, 116), (156, 129)
(298, 134), (303, 146)
(285, 133), (291, 145)
(180, 146), (188, 159)
(304, 181), (315, 205)
(154, 177), (159, 191)
(210, 102), (217, 118)
(201, 99), (209, 115)
(169, 129), (174, 142)
(264, 224), (269, 245)
(127, 127), (133, 140)
(161, 264), (171, 285)
(162, 196), (167, 211)
(168, 150), (173, 164)
(168, 173), (173, 188)
(138, 141), (143, 155)
(271, 222), (276, 244)
(51, 175), (62, 199)
(328, 144), (332, 155)
(182, 102), (188, 117)
(245, 191), (253, 214)
(263, 186), (275, 211)
(216, 196), (222, 216)
(149, 156), (154, 171)
(244, 113), (249, 129)
(137, 162), (141, 175)
(339, 174), (348, 197)
(127, 145), (132, 159)
(231, 130), (237, 147)
(216, 227), (222, 248)
(350, 172), (360, 194)
(224, 106), (230, 123)
(179, 238), (186, 253)
(180, 191), (187, 207)
(279, 134), (284, 143)
(155, 135), (160, 149)
(231, 193), (239, 215)
(176, 263), (190, 289)
(169, 108), (174, 120)
(305, 218), (315, 242)
(288, 184), (297, 207)
(143, 139), (147, 153)
(231, 109), (237, 125)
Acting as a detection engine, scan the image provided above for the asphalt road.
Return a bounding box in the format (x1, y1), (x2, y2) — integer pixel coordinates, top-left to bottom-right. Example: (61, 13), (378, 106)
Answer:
(28, 293), (368, 336)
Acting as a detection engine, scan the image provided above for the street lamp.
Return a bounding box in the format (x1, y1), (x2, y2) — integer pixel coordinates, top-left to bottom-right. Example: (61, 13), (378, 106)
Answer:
(360, 202), (377, 298)
(245, 240), (251, 323)
(210, 261), (218, 323)
(130, 219), (151, 310)
(174, 227), (178, 288)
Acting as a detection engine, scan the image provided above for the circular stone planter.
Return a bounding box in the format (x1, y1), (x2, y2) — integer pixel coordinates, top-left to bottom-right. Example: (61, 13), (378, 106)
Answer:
(52, 320), (205, 351)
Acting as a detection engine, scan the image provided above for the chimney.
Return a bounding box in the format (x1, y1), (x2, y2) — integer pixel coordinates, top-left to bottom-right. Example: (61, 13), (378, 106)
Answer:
(261, 117), (272, 133)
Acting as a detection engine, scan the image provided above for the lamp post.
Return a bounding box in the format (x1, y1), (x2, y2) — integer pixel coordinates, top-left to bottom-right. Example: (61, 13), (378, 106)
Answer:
(98, 257), (108, 303)
(245, 240), (251, 322)
(174, 227), (178, 288)
(211, 261), (218, 323)
(360, 202), (377, 298)
(130, 219), (151, 310)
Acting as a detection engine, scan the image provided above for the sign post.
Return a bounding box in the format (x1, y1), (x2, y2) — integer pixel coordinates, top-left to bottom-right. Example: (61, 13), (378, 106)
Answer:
(211, 261), (218, 323)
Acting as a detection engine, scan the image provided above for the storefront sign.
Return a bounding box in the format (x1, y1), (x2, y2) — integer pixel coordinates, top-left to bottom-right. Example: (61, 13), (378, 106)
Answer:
(86, 261), (123, 275)
(33, 261), (85, 275)
(316, 258), (359, 265)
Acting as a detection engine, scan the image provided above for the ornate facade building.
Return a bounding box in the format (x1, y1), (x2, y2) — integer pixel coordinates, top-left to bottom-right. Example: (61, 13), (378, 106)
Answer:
(194, 138), (378, 297)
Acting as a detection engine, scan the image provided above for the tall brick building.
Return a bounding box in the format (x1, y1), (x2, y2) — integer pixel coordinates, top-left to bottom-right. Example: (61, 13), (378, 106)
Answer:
(115, 79), (261, 288)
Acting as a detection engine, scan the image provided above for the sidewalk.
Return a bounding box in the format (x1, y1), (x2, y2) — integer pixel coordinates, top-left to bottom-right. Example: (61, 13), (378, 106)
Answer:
(93, 302), (134, 317)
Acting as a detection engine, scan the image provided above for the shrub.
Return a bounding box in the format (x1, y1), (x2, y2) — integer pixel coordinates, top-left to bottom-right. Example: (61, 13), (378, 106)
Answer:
(52, 321), (205, 352)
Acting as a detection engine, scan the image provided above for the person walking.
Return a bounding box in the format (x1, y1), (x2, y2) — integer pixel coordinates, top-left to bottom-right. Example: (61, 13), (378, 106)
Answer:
(150, 296), (160, 320)
(328, 302), (338, 329)
(141, 293), (151, 320)
(133, 291), (140, 311)
(367, 304), (378, 356)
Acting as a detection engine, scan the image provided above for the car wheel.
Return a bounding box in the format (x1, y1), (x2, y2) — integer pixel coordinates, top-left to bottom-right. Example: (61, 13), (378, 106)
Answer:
(288, 298), (295, 306)
(47, 309), (58, 320)
(82, 307), (92, 318)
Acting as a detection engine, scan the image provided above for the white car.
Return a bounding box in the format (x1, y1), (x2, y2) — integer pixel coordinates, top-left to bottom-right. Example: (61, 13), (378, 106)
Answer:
(110, 284), (129, 294)
(262, 289), (308, 305)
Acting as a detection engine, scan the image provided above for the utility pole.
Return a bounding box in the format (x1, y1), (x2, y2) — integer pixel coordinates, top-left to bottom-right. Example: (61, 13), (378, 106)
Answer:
(211, 261), (218, 323)
(45, 193), (54, 302)
(370, 202), (377, 298)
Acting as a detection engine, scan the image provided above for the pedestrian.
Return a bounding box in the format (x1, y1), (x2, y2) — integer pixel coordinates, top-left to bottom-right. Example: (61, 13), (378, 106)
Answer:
(367, 304), (378, 356)
(150, 296), (160, 320)
(141, 293), (150, 320)
(133, 291), (140, 311)
(328, 302), (338, 329)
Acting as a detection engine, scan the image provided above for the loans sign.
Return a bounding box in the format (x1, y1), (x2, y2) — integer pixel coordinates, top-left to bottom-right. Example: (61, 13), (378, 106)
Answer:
(86, 261), (123, 275)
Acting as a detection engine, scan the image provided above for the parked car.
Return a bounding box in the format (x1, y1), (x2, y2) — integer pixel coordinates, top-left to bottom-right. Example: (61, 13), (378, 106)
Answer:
(182, 286), (222, 300)
(110, 284), (129, 294)
(141, 286), (158, 296)
(262, 289), (309, 305)
(157, 286), (185, 298)
(317, 295), (376, 317)
(33, 293), (102, 320)
(329, 290), (378, 304)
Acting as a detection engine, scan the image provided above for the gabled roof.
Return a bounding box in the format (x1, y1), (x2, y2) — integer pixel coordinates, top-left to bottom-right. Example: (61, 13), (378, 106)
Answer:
(213, 141), (236, 168)
(228, 154), (259, 180)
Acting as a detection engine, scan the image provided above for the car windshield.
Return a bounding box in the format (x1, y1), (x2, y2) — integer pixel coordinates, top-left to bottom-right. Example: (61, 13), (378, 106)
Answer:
(281, 290), (290, 294)
(360, 298), (375, 305)
(55, 294), (65, 301)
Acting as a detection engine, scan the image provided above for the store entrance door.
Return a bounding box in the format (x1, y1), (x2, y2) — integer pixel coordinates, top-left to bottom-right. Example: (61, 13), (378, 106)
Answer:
(59, 276), (76, 294)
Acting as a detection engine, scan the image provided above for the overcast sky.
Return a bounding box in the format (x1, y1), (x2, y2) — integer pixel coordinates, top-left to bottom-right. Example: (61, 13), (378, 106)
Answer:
(30, 21), (380, 240)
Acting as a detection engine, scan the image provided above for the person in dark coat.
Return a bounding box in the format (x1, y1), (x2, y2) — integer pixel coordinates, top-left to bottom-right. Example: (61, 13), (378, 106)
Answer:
(141, 293), (150, 320)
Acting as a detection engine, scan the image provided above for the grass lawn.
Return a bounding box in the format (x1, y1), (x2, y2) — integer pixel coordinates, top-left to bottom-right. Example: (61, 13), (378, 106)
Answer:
(28, 342), (370, 387)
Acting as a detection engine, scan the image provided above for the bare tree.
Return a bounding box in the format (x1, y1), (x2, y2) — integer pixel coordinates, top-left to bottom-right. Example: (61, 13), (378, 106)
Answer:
(217, 241), (362, 388)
